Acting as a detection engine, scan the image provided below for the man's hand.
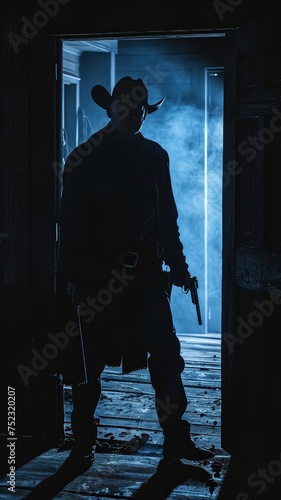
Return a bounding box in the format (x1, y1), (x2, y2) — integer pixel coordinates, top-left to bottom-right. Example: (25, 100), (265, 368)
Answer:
(170, 264), (191, 289)
(183, 281), (191, 293)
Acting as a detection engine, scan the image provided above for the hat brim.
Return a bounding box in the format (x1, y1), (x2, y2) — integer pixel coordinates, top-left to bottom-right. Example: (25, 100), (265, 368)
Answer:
(147, 98), (165, 114)
(91, 85), (165, 114)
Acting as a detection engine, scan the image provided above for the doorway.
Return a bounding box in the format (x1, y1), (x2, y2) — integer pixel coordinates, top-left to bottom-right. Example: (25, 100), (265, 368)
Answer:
(61, 36), (225, 334)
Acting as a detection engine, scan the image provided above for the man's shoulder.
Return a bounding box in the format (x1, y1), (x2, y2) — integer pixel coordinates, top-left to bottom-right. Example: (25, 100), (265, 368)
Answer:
(66, 135), (101, 165)
(143, 137), (168, 159)
(64, 131), (106, 178)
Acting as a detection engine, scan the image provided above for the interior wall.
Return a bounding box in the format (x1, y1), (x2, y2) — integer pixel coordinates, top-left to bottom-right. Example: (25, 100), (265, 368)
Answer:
(81, 38), (226, 132)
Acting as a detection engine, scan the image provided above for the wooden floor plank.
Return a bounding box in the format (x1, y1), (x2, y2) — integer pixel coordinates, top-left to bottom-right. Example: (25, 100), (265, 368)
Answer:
(1, 333), (230, 499)
(0, 449), (229, 499)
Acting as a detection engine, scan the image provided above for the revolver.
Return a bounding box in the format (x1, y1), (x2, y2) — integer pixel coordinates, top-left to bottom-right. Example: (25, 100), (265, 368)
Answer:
(183, 276), (202, 326)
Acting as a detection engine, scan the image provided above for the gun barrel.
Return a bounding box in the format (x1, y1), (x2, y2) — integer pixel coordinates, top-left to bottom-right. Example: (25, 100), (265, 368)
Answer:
(194, 295), (202, 325)
(190, 277), (202, 325)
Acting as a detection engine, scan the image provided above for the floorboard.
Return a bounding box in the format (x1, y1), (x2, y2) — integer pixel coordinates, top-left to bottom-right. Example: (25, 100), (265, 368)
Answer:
(1, 333), (230, 499)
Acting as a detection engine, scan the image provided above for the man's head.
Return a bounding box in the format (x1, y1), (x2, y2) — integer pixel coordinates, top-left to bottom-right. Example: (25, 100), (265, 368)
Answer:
(91, 76), (165, 136)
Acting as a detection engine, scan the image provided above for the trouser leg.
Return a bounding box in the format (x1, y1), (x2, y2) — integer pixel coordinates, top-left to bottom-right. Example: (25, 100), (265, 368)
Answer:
(138, 276), (214, 461)
(148, 333), (187, 430)
(137, 275), (188, 430)
(149, 344), (214, 461)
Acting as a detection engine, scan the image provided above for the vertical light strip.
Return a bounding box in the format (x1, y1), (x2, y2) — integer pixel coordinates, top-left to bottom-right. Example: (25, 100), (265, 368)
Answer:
(204, 68), (209, 334)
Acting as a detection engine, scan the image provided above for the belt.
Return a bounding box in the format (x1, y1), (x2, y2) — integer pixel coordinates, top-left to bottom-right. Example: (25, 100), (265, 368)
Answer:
(118, 251), (139, 269)
(118, 245), (164, 269)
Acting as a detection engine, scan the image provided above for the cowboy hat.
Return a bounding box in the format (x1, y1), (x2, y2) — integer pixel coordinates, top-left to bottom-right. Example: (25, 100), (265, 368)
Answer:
(91, 76), (165, 114)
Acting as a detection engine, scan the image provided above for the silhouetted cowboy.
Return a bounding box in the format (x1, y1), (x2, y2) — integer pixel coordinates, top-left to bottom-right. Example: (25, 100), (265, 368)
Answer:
(54, 76), (215, 467)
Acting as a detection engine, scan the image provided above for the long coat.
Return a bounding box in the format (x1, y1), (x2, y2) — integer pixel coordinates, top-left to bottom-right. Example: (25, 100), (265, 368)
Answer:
(51, 126), (189, 383)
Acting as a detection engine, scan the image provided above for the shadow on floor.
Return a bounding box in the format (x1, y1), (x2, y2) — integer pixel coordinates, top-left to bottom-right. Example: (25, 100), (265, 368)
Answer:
(132, 458), (216, 499)
(22, 455), (215, 500)
(23, 456), (93, 500)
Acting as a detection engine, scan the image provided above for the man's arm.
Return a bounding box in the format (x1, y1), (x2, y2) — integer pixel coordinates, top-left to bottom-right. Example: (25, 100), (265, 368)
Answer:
(159, 151), (190, 287)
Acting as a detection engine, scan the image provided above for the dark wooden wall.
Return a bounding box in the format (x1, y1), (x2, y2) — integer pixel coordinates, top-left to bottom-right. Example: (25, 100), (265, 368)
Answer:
(1, 0), (281, 461)
(221, 23), (281, 452)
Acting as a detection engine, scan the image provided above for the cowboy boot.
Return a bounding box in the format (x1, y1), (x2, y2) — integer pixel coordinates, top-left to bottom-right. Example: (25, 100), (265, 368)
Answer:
(68, 382), (100, 463)
(69, 414), (99, 463)
(163, 419), (215, 461)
